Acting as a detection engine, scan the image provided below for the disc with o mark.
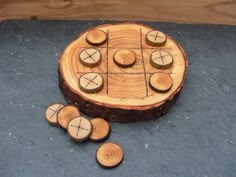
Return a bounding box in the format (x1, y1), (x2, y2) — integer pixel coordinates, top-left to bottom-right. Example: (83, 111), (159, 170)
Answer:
(96, 142), (124, 168)
(57, 105), (80, 129)
(150, 50), (173, 69)
(90, 118), (110, 142)
(86, 29), (107, 46)
(79, 48), (102, 67)
(79, 72), (104, 93)
(45, 103), (64, 125)
(67, 116), (93, 143)
(113, 49), (136, 68)
(146, 30), (167, 46)
(149, 73), (173, 93)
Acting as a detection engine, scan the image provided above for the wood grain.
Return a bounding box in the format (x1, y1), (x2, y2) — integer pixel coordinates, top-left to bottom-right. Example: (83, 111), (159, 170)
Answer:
(0, 0), (235, 25)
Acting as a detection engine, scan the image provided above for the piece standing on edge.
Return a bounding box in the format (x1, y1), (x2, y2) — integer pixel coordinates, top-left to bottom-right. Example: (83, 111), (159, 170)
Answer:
(150, 50), (173, 69)
(45, 103), (64, 125)
(79, 48), (102, 67)
(146, 30), (167, 46)
(86, 29), (107, 46)
(57, 105), (80, 129)
(67, 116), (93, 143)
(90, 118), (110, 142)
(79, 73), (104, 93)
(149, 73), (173, 93)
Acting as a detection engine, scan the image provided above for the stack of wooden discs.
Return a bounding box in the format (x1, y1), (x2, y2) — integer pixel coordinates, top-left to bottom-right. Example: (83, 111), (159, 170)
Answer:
(45, 103), (123, 168)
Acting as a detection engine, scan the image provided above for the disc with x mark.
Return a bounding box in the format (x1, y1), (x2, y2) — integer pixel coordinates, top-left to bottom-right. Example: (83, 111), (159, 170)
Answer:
(79, 48), (102, 67)
(79, 72), (104, 93)
(146, 30), (167, 46)
(150, 50), (173, 69)
(67, 116), (93, 142)
(45, 103), (64, 125)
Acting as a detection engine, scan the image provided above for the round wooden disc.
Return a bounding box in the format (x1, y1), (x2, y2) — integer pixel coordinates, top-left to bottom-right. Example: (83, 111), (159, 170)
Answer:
(96, 142), (124, 168)
(45, 103), (64, 125)
(90, 118), (110, 142)
(150, 50), (173, 69)
(86, 29), (107, 46)
(79, 48), (102, 67)
(57, 105), (80, 129)
(79, 72), (104, 93)
(59, 23), (188, 122)
(113, 49), (136, 68)
(146, 30), (167, 46)
(67, 116), (93, 142)
(149, 73), (173, 93)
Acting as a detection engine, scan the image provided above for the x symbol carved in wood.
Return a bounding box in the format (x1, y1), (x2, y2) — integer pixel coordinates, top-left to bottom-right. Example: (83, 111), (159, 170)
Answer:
(83, 75), (99, 87)
(83, 50), (98, 61)
(153, 51), (170, 64)
(150, 32), (163, 41)
(49, 105), (63, 119)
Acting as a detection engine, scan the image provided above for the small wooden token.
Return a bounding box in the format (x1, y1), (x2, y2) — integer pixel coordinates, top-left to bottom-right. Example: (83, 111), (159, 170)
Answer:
(149, 73), (173, 93)
(113, 49), (136, 68)
(79, 48), (102, 67)
(79, 72), (104, 93)
(86, 29), (107, 46)
(150, 50), (173, 69)
(67, 116), (93, 142)
(96, 142), (124, 168)
(57, 105), (80, 129)
(90, 118), (110, 142)
(146, 30), (167, 46)
(45, 103), (64, 125)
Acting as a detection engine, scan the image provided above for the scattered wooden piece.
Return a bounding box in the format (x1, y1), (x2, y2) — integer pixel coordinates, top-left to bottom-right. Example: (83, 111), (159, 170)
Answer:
(146, 30), (167, 46)
(150, 50), (173, 69)
(86, 29), (107, 46)
(79, 48), (102, 67)
(96, 142), (124, 168)
(90, 118), (110, 142)
(67, 116), (93, 142)
(79, 72), (104, 93)
(45, 103), (64, 125)
(149, 73), (173, 93)
(57, 105), (80, 129)
(113, 49), (136, 68)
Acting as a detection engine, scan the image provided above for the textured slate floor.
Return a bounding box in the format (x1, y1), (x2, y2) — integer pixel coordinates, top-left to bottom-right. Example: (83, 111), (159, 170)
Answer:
(0, 20), (235, 177)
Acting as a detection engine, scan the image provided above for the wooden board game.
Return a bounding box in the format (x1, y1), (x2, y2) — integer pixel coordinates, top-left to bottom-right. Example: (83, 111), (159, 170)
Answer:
(58, 23), (188, 122)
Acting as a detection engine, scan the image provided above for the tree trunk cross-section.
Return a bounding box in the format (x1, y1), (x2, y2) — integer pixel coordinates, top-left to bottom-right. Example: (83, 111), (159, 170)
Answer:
(58, 23), (188, 123)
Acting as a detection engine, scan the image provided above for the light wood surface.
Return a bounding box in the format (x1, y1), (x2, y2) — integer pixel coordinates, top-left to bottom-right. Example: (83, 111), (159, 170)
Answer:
(150, 50), (173, 69)
(59, 23), (188, 122)
(96, 142), (123, 168)
(57, 105), (80, 129)
(79, 48), (102, 67)
(113, 49), (136, 68)
(0, 0), (235, 25)
(86, 29), (107, 46)
(67, 116), (92, 142)
(149, 73), (173, 93)
(90, 118), (110, 142)
(146, 31), (167, 46)
(45, 103), (64, 125)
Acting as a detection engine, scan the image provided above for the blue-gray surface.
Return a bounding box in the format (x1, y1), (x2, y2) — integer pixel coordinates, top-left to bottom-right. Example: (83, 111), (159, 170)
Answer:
(0, 20), (235, 177)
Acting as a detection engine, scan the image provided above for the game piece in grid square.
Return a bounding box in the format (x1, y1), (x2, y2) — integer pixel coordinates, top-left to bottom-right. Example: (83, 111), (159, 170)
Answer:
(150, 50), (173, 69)
(45, 103), (64, 125)
(113, 49), (136, 68)
(57, 105), (80, 129)
(79, 48), (102, 67)
(67, 116), (93, 142)
(149, 73), (173, 93)
(79, 72), (104, 93)
(90, 118), (110, 142)
(86, 29), (107, 46)
(58, 23), (188, 122)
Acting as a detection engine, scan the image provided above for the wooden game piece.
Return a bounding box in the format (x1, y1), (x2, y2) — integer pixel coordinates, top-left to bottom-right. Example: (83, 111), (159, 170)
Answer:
(79, 48), (102, 67)
(149, 73), (173, 93)
(57, 105), (80, 129)
(150, 50), (173, 69)
(90, 118), (110, 142)
(59, 23), (188, 122)
(86, 29), (107, 46)
(96, 142), (124, 168)
(146, 30), (167, 46)
(79, 72), (104, 93)
(67, 116), (93, 142)
(45, 103), (64, 125)
(113, 49), (136, 68)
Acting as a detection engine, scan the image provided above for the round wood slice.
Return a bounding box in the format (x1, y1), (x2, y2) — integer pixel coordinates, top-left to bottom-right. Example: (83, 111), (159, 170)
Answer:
(146, 30), (167, 46)
(45, 103), (64, 125)
(58, 22), (188, 122)
(86, 29), (107, 46)
(57, 105), (80, 129)
(113, 49), (136, 68)
(90, 118), (110, 142)
(67, 116), (93, 142)
(149, 73), (173, 93)
(79, 48), (102, 67)
(150, 50), (173, 69)
(96, 142), (124, 168)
